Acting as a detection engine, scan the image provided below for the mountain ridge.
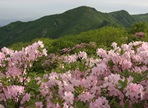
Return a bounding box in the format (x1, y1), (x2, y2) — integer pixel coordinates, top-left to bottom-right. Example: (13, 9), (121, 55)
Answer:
(0, 6), (148, 48)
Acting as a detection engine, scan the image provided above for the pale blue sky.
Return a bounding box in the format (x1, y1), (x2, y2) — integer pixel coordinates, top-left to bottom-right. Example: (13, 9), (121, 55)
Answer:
(0, 0), (148, 26)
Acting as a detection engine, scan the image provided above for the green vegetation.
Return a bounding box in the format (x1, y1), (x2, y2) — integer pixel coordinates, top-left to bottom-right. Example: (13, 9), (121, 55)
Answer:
(129, 22), (148, 33)
(9, 23), (148, 54)
(9, 26), (128, 53)
(0, 6), (148, 48)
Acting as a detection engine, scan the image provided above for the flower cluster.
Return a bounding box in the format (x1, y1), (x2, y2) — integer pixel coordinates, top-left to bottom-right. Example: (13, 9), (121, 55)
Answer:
(0, 41), (47, 108)
(34, 41), (148, 108)
(0, 41), (147, 108)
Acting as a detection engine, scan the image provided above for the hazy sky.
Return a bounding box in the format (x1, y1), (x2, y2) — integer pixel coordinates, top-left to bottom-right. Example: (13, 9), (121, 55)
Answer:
(0, 0), (148, 26)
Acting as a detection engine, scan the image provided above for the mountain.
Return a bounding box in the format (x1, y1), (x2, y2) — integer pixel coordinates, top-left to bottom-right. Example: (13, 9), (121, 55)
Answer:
(0, 19), (15, 27)
(109, 10), (137, 27)
(133, 13), (148, 22)
(0, 6), (148, 48)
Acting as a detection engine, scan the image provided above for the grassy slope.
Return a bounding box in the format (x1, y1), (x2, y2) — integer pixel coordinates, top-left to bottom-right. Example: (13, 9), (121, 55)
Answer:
(9, 26), (128, 53)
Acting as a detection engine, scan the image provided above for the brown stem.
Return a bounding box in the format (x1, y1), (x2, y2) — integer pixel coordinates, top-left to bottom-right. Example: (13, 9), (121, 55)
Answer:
(2, 88), (8, 107)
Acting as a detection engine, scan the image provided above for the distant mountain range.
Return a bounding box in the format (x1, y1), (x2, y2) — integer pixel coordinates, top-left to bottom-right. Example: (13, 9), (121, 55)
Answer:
(0, 6), (148, 48)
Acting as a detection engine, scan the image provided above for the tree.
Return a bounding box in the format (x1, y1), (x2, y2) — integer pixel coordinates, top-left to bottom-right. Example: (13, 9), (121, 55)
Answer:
(130, 22), (148, 33)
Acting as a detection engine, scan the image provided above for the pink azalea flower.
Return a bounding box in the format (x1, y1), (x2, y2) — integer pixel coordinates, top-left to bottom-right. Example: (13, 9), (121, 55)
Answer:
(63, 91), (74, 104)
(90, 97), (110, 108)
(35, 102), (43, 108)
(21, 93), (30, 104)
(78, 51), (87, 59)
(125, 83), (144, 102)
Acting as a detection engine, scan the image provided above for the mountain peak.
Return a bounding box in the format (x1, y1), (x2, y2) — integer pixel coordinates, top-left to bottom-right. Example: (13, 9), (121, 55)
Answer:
(109, 10), (130, 15)
(63, 6), (98, 14)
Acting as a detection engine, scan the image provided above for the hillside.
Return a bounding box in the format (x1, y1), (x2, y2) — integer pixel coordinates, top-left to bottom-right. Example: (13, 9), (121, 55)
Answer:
(9, 26), (128, 53)
(0, 6), (148, 48)
(109, 10), (137, 27)
(133, 13), (148, 22)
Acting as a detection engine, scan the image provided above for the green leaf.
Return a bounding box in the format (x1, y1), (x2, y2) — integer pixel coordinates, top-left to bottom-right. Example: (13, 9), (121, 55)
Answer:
(113, 101), (122, 108)
(124, 100), (129, 108)
(109, 98), (116, 105)
(118, 79), (128, 90)
(75, 101), (84, 108)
